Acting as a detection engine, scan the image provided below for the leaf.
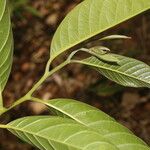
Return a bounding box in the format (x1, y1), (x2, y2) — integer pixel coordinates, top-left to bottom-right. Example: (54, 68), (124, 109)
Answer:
(0, 0), (13, 91)
(50, 0), (150, 60)
(68, 47), (119, 64)
(89, 47), (119, 63)
(35, 98), (150, 150)
(94, 46), (110, 52)
(100, 35), (131, 41)
(0, 0), (6, 20)
(72, 55), (150, 88)
(7, 116), (119, 150)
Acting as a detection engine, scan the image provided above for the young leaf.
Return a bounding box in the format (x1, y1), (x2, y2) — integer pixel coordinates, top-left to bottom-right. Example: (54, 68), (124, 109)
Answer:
(68, 47), (119, 64)
(33, 98), (150, 150)
(7, 116), (119, 150)
(50, 0), (150, 61)
(100, 35), (131, 41)
(0, 0), (13, 91)
(72, 55), (150, 88)
(89, 47), (119, 63)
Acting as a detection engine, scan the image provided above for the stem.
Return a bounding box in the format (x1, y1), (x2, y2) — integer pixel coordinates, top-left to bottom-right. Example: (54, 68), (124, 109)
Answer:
(0, 124), (8, 129)
(31, 96), (47, 103)
(0, 95), (29, 115)
(0, 59), (69, 115)
(45, 58), (52, 73)
(27, 72), (50, 96)
(27, 59), (69, 96)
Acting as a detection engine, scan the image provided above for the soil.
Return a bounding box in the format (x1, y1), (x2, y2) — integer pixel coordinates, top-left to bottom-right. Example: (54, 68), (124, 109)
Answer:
(0, 0), (150, 149)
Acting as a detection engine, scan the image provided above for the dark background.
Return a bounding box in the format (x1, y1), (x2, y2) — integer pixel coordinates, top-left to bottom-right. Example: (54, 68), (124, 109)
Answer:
(0, 0), (150, 149)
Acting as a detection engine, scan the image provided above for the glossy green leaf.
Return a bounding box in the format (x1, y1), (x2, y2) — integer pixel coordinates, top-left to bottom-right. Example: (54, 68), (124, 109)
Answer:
(38, 98), (150, 150)
(50, 0), (150, 60)
(7, 116), (119, 150)
(72, 55), (150, 88)
(0, 0), (13, 91)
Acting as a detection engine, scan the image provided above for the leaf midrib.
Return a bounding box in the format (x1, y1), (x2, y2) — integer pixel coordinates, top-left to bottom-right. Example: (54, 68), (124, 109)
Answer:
(9, 126), (82, 150)
(51, 5), (150, 60)
(7, 124), (115, 150)
(72, 59), (150, 86)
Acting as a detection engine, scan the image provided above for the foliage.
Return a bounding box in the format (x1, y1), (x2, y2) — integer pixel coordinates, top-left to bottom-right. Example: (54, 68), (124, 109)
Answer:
(50, 0), (150, 61)
(74, 54), (150, 87)
(0, 0), (150, 149)
(0, 0), (13, 92)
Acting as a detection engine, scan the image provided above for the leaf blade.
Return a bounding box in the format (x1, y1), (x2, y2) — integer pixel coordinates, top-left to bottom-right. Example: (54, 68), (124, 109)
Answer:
(50, 0), (150, 60)
(0, 0), (13, 91)
(73, 55), (150, 88)
(0, 0), (6, 21)
(7, 116), (119, 150)
(41, 98), (150, 150)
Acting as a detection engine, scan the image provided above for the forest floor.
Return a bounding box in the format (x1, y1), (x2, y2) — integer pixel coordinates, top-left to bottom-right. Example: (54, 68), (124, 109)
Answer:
(0, 0), (150, 149)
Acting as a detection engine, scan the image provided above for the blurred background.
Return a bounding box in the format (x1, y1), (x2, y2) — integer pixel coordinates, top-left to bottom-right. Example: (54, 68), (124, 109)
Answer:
(0, 0), (150, 149)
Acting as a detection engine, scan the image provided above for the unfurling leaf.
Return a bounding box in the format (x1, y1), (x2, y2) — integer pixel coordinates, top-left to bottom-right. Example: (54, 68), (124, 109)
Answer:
(100, 35), (131, 41)
(89, 47), (119, 63)
(67, 47), (119, 64)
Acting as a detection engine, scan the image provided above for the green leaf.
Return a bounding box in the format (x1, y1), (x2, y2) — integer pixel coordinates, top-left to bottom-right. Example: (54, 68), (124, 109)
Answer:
(0, 0), (6, 20)
(68, 47), (119, 64)
(50, 0), (150, 60)
(34, 98), (150, 150)
(72, 55), (150, 88)
(0, 0), (13, 91)
(89, 47), (119, 63)
(7, 116), (119, 150)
